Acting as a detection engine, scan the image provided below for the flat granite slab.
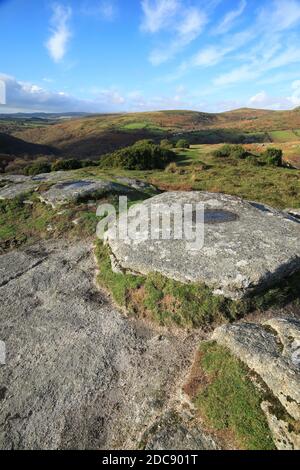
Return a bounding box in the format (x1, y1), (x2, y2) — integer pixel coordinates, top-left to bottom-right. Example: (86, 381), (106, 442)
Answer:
(106, 192), (300, 299)
(39, 179), (134, 208)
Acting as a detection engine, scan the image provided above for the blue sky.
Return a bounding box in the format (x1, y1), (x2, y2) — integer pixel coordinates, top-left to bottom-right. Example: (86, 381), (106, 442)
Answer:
(1, 0), (300, 113)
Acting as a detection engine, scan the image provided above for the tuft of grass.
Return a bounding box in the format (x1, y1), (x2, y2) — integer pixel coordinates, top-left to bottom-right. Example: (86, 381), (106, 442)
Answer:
(194, 342), (275, 450)
(94, 241), (300, 328)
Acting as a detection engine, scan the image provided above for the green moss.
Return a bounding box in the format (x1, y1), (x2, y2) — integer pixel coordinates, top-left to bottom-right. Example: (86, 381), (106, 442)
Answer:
(95, 241), (144, 306)
(194, 342), (275, 450)
(94, 241), (300, 328)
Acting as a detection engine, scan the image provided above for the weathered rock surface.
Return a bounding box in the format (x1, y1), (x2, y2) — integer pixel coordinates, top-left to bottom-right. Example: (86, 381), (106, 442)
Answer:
(142, 410), (218, 450)
(284, 208), (300, 220)
(0, 181), (39, 200)
(39, 179), (131, 208)
(0, 241), (210, 450)
(0, 172), (158, 205)
(115, 177), (157, 193)
(212, 318), (300, 421)
(261, 401), (300, 450)
(0, 172), (81, 200)
(106, 192), (300, 299)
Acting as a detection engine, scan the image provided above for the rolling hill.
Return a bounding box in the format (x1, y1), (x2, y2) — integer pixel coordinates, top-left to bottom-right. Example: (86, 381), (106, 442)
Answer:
(2, 107), (300, 159)
(0, 132), (58, 156)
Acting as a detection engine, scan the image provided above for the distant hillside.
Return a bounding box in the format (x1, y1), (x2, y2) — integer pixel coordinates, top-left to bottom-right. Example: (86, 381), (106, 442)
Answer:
(9, 107), (300, 158)
(0, 132), (58, 156)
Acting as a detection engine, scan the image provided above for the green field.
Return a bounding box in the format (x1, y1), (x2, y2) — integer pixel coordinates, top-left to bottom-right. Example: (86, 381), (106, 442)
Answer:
(269, 129), (300, 142)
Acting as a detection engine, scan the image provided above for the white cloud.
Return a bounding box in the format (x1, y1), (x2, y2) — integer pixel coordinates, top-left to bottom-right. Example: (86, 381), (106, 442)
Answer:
(215, 0), (246, 35)
(0, 73), (197, 113)
(141, 0), (179, 33)
(192, 46), (229, 67)
(176, 7), (206, 39)
(247, 81), (300, 110)
(214, 45), (300, 87)
(0, 78), (6, 105)
(288, 79), (300, 106)
(249, 91), (268, 106)
(258, 0), (300, 32)
(46, 4), (72, 63)
(141, 0), (207, 65)
(0, 73), (85, 112)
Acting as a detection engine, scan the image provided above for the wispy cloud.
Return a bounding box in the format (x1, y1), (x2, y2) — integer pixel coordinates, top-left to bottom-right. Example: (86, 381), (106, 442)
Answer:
(257, 0), (300, 31)
(141, 0), (207, 65)
(141, 0), (179, 33)
(214, 0), (246, 35)
(46, 4), (72, 63)
(81, 0), (118, 21)
(169, 0), (300, 92)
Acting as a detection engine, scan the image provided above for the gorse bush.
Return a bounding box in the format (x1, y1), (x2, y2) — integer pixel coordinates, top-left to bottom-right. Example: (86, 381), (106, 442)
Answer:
(99, 140), (176, 170)
(24, 161), (52, 176)
(160, 139), (174, 149)
(262, 148), (283, 167)
(176, 139), (190, 149)
(51, 159), (83, 171)
(212, 144), (248, 159)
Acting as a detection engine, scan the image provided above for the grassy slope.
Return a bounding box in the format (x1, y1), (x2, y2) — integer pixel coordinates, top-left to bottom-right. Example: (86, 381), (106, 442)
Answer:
(67, 145), (300, 209)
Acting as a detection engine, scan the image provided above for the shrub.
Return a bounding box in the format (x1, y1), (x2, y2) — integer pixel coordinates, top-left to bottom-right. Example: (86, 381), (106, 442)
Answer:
(80, 160), (98, 168)
(99, 141), (175, 170)
(51, 159), (83, 172)
(230, 145), (248, 160)
(176, 139), (190, 149)
(160, 139), (174, 149)
(24, 161), (51, 176)
(262, 148), (283, 167)
(212, 144), (248, 159)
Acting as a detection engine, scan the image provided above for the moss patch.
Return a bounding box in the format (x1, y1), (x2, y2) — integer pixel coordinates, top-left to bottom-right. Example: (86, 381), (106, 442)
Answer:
(0, 194), (101, 252)
(95, 241), (300, 328)
(193, 342), (275, 450)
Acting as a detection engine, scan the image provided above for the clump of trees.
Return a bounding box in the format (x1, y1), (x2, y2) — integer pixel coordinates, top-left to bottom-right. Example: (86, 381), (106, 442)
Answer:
(99, 140), (176, 170)
(212, 144), (248, 159)
(176, 139), (190, 149)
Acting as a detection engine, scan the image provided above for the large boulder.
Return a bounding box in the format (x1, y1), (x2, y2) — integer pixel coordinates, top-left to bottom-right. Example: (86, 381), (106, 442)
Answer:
(0, 181), (38, 200)
(106, 192), (300, 299)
